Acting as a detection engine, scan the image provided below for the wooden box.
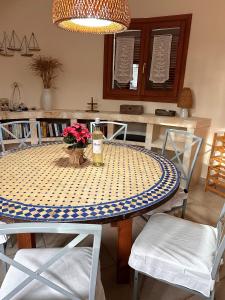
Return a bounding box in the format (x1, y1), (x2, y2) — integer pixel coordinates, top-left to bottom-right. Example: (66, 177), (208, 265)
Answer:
(120, 105), (144, 115)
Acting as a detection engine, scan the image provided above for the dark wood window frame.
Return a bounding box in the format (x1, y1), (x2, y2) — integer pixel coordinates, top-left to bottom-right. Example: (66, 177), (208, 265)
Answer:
(103, 14), (192, 103)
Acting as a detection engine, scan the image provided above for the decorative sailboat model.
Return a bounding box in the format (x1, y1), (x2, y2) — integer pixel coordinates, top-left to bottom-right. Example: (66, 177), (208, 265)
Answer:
(20, 36), (33, 57)
(28, 33), (40, 51)
(8, 30), (22, 51)
(0, 32), (14, 57)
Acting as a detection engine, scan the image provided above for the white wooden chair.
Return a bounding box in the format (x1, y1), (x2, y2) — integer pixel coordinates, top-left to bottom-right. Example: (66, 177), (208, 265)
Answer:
(129, 204), (225, 300)
(0, 223), (105, 300)
(147, 129), (203, 218)
(90, 121), (127, 141)
(0, 120), (42, 155)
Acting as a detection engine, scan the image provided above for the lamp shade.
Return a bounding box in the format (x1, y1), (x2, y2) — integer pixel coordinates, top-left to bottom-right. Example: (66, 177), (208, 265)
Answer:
(177, 87), (193, 109)
(52, 0), (131, 34)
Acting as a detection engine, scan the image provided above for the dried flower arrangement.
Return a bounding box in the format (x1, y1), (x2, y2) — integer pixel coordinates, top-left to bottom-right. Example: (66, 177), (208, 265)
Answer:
(29, 56), (62, 88)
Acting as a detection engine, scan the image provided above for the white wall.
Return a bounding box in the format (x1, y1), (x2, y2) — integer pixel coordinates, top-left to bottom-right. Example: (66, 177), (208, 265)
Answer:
(1, 0), (225, 176)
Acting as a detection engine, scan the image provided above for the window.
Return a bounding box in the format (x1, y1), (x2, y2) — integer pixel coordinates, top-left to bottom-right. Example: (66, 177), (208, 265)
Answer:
(103, 14), (192, 103)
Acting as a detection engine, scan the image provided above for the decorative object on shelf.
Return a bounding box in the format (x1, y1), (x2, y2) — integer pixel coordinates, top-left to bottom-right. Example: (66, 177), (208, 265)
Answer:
(0, 98), (9, 111)
(205, 131), (225, 198)
(17, 103), (29, 111)
(120, 105), (144, 115)
(63, 122), (91, 167)
(0, 83), (28, 112)
(9, 102), (28, 112)
(29, 56), (62, 110)
(155, 109), (176, 117)
(86, 97), (99, 112)
(10, 82), (21, 110)
(52, 0), (131, 34)
(0, 31), (41, 57)
(177, 87), (193, 118)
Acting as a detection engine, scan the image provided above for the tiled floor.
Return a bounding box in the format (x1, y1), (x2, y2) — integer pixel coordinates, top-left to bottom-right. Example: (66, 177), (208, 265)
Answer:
(1, 183), (225, 299)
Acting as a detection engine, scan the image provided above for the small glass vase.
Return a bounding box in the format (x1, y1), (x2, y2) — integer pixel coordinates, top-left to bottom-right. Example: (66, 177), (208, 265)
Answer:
(65, 146), (86, 167)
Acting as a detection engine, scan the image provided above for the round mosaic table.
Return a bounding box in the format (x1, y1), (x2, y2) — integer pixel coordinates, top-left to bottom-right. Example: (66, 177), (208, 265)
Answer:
(0, 143), (179, 223)
(0, 142), (180, 283)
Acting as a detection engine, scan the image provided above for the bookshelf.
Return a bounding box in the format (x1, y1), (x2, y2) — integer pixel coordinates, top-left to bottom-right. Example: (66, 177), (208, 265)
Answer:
(0, 109), (211, 184)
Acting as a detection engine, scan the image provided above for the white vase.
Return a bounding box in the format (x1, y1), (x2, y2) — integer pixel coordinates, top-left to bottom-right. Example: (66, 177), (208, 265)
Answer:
(41, 88), (53, 111)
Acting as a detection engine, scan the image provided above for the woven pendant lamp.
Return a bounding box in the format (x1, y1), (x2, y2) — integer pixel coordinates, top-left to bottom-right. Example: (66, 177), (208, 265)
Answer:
(52, 0), (131, 34)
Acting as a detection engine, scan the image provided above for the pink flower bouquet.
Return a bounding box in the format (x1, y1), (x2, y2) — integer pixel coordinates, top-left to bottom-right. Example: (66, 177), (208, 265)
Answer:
(63, 123), (91, 149)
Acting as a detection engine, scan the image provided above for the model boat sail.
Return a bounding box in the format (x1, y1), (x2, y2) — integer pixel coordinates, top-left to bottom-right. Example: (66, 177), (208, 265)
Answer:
(28, 32), (40, 51)
(8, 30), (22, 51)
(20, 36), (33, 57)
(0, 32), (14, 57)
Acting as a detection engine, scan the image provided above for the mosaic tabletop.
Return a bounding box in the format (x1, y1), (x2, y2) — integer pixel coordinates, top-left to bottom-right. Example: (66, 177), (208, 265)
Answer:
(0, 143), (180, 222)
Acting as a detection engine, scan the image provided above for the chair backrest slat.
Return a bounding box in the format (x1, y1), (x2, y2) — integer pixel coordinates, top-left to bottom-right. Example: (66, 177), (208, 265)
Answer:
(162, 129), (203, 190)
(0, 120), (42, 154)
(0, 223), (102, 300)
(90, 121), (127, 141)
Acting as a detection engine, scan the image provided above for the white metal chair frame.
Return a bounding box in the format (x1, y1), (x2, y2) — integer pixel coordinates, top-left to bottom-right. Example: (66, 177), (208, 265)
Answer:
(90, 121), (127, 141)
(0, 243), (7, 275)
(162, 129), (203, 217)
(133, 204), (225, 300)
(0, 221), (14, 276)
(0, 223), (102, 300)
(0, 120), (42, 155)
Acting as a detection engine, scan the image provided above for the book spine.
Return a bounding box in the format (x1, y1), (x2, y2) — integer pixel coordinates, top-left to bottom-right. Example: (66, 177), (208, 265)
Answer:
(54, 123), (58, 137)
(49, 123), (53, 137)
(58, 123), (62, 136)
(41, 122), (47, 138)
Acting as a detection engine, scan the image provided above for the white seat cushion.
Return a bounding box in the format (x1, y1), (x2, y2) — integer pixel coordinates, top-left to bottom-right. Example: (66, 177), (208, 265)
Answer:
(0, 247), (105, 300)
(129, 213), (218, 297)
(147, 189), (186, 215)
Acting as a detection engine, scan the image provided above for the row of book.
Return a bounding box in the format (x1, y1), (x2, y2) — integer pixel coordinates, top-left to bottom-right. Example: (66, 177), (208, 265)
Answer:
(40, 122), (68, 138)
(1, 121), (108, 140)
(1, 123), (30, 140)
